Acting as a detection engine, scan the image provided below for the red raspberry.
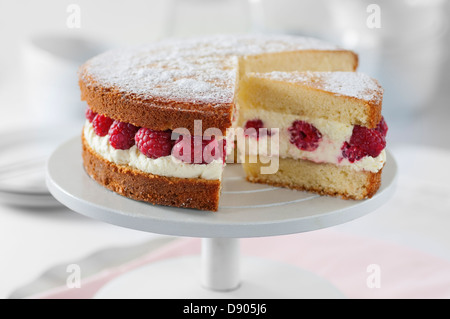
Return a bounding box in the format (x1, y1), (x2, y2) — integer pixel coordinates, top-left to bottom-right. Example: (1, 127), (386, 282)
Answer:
(108, 121), (139, 150)
(244, 119), (271, 139)
(93, 114), (114, 137)
(342, 121), (387, 162)
(349, 125), (386, 157)
(204, 138), (227, 163)
(172, 136), (226, 164)
(85, 107), (97, 123)
(135, 128), (173, 159)
(375, 116), (388, 137)
(341, 142), (366, 163)
(288, 120), (322, 151)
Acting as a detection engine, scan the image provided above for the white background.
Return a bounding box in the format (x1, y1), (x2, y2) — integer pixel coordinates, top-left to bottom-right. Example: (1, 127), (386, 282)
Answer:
(0, 0), (450, 298)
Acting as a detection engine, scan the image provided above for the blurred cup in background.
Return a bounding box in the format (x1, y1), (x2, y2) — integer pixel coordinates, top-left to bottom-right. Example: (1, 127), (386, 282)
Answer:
(21, 34), (112, 127)
(326, 0), (449, 118)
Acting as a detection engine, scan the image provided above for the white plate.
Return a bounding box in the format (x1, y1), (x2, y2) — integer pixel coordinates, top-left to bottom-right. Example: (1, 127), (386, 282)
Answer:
(0, 124), (80, 208)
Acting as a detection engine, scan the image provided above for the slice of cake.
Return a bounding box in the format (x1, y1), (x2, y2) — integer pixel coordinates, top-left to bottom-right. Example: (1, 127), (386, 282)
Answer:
(82, 112), (227, 211)
(238, 71), (387, 200)
(79, 35), (358, 211)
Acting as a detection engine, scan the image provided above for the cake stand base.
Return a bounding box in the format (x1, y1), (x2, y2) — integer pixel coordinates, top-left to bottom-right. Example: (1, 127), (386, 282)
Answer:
(94, 256), (344, 299)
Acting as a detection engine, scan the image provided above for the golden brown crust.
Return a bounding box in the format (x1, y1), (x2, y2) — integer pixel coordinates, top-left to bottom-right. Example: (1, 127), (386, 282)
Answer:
(79, 74), (233, 134)
(363, 167), (383, 198)
(351, 51), (359, 72)
(81, 135), (221, 211)
(366, 98), (383, 129)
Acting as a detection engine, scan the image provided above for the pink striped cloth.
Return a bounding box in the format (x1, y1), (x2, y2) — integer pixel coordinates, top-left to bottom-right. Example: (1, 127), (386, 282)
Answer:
(30, 228), (450, 299)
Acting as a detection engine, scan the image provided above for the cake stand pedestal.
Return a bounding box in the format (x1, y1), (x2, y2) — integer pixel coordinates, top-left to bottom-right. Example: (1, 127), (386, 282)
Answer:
(46, 138), (397, 299)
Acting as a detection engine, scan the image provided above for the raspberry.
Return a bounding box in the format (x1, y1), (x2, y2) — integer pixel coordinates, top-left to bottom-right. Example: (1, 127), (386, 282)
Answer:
(85, 107), (97, 123)
(204, 138), (227, 163)
(341, 142), (366, 163)
(135, 128), (173, 159)
(288, 120), (322, 151)
(244, 119), (271, 139)
(349, 125), (386, 157)
(108, 121), (139, 150)
(342, 121), (387, 162)
(375, 116), (388, 137)
(93, 114), (114, 137)
(172, 135), (226, 164)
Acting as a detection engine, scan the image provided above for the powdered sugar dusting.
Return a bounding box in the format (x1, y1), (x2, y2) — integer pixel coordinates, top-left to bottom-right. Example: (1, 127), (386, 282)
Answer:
(81, 34), (340, 106)
(255, 71), (383, 103)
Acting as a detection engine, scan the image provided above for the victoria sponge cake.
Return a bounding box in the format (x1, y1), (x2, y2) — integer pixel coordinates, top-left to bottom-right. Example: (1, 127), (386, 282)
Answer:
(77, 34), (386, 211)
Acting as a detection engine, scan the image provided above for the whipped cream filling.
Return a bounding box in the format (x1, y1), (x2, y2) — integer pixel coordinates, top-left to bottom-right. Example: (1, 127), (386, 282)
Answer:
(83, 121), (225, 180)
(238, 108), (386, 173)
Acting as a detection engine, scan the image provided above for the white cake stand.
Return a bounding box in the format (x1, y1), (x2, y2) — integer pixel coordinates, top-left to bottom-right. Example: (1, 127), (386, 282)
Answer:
(46, 138), (397, 299)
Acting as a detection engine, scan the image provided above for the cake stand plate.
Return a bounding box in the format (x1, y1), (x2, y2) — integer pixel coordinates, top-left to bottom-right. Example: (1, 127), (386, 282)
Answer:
(46, 138), (397, 298)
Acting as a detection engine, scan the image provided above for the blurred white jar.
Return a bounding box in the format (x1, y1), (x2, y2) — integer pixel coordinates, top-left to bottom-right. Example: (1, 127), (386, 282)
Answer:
(247, 0), (449, 118)
(21, 34), (112, 126)
(325, 0), (449, 117)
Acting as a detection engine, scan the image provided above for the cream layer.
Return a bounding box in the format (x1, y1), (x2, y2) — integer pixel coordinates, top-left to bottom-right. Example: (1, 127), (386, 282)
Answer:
(238, 108), (386, 173)
(83, 121), (224, 180)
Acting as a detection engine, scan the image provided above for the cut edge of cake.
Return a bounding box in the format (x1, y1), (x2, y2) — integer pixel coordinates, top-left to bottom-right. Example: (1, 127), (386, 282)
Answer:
(238, 71), (383, 129)
(242, 155), (383, 200)
(237, 71), (387, 200)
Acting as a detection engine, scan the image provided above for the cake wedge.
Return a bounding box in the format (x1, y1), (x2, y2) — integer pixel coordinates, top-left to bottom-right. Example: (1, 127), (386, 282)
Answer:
(238, 71), (387, 200)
